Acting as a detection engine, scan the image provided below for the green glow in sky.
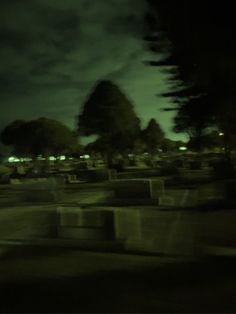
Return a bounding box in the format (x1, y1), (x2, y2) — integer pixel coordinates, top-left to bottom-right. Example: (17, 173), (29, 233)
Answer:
(0, 0), (187, 142)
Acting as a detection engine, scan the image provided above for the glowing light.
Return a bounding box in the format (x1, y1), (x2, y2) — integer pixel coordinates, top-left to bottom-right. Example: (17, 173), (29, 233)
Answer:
(8, 156), (20, 163)
(219, 132), (224, 136)
(8, 156), (33, 162)
(179, 146), (187, 151)
(59, 155), (66, 161)
(49, 156), (56, 161)
(80, 154), (90, 159)
(8, 157), (15, 163)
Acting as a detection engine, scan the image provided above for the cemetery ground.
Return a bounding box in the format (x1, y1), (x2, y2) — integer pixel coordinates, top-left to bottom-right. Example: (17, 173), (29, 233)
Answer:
(0, 246), (236, 313)
(0, 161), (236, 312)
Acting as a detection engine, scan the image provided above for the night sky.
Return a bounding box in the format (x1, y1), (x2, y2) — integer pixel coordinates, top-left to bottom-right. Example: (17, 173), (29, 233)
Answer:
(0, 0), (185, 143)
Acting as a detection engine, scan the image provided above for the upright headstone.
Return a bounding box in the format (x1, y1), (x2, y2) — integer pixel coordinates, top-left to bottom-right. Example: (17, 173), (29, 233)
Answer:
(111, 179), (164, 200)
(22, 177), (65, 202)
(16, 165), (26, 175)
(159, 189), (199, 208)
(114, 209), (141, 241)
(76, 169), (116, 182)
(66, 174), (81, 184)
(57, 207), (115, 240)
(0, 165), (13, 183)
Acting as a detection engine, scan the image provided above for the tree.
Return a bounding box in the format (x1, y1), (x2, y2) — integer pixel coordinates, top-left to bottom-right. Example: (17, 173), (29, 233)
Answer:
(188, 131), (220, 152)
(141, 118), (164, 154)
(0, 120), (27, 156)
(145, 0), (236, 160)
(133, 137), (147, 155)
(0, 118), (78, 157)
(188, 130), (236, 154)
(77, 80), (140, 164)
(84, 137), (110, 159)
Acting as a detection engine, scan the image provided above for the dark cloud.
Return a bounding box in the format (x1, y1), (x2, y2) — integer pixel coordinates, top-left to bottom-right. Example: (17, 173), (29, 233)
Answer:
(0, 0), (186, 141)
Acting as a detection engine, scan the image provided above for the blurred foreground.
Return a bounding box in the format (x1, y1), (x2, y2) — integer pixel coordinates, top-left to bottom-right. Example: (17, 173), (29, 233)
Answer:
(0, 246), (235, 312)
(0, 155), (236, 312)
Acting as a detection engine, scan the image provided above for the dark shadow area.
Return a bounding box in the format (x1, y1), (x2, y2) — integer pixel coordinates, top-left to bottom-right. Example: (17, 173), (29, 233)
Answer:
(0, 251), (236, 313)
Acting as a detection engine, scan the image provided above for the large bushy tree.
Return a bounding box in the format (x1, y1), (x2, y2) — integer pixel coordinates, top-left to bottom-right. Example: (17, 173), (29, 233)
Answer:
(0, 118), (78, 157)
(77, 80), (141, 163)
(145, 0), (236, 159)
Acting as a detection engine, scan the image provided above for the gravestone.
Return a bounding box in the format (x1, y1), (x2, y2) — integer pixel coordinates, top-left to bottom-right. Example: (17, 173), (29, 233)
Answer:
(116, 169), (160, 180)
(111, 179), (164, 200)
(66, 174), (81, 184)
(158, 195), (175, 207)
(189, 161), (202, 170)
(16, 165), (26, 175)
(76, 169), (117, 182)
(0, 165), (13, 183)
(177, 169), (214, 183)
(21, 177), (65, 202)
(172, 159), (184, 168)
(125, 210), (199, 256)
(57, 207), (114, 240)
(113, 209), (141, 241)
(159, 188), (199, 208)
(159, 163), (179, 176)
(198, 182), (227, 207)
(76, 162), (89, 170)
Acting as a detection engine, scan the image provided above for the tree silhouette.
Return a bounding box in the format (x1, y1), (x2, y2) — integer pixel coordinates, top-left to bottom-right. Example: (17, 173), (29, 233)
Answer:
(145, 0), (236, 159)
(187, 130), (224, 152)
(0, 118), (78, 157)
(77, 80), (140, 164)
(141, 118), (164, 154)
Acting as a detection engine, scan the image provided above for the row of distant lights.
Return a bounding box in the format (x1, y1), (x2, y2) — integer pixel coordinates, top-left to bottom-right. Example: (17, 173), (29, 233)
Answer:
(7, 148), (192, 163)
(8, 145), (201, 163)
(8, 154), (91, 163)
(8, 134), (224, 163)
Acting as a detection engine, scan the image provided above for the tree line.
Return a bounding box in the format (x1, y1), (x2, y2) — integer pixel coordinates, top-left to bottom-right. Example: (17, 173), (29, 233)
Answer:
(3, 1), (233, 162)
(0, 80), (179, 163)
